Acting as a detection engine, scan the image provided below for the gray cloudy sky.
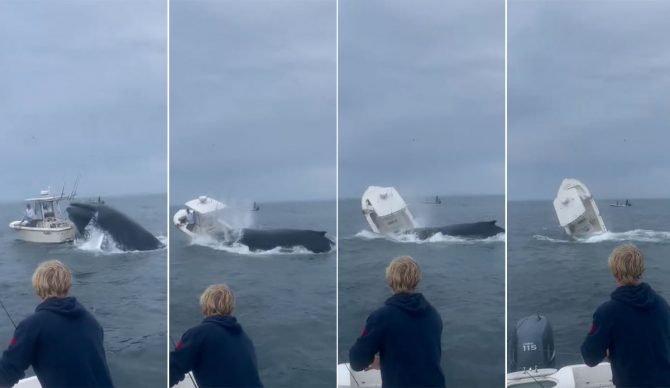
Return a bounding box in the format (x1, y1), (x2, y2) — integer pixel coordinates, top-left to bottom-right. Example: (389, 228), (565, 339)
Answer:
(0, 0), (166, 201)
(509, 0), (670, 200)
(339, 0), (504, 199)
(170, 0), (336, 204)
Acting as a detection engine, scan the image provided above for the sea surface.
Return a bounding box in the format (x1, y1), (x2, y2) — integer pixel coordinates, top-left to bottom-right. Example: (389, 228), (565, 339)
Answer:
(0, 193), (167, 387)
(338, 195), (505, 387)
(508, 199), (670, 370)
(169, 199), (336, 387)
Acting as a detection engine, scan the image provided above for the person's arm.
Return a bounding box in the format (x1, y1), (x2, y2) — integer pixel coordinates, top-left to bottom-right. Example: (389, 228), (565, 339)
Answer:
(0, 320), (38, 386)
(169, 329), (201, 387)
(581, 306), (612, 366)
(349, 310), (385, 371)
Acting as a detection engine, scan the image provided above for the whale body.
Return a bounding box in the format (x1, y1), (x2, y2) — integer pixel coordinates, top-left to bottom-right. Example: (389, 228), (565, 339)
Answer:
(238, 228), (333, 253)
(411, 220), (504, 239)
(67, 202), (163, 251)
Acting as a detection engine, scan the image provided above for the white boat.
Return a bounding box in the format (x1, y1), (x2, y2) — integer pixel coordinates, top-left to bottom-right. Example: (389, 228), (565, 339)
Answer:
(174, 372), (198, 388)
(13, 376), (41, 388)
(173, 196), (232, 238)
(553, 179), (607, 238)
(337, 363), (381, 388)
(8, 190), (75, 243)
(361, 186), (416, 234)
(507, 363), (613, 388)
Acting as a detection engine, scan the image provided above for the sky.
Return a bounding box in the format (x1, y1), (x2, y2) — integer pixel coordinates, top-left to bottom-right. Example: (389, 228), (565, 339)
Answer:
(509, 0), (670, 200)
(170, 0), (336, 204)
(339, 0), (505, 199)
(0, 0), (167, 201)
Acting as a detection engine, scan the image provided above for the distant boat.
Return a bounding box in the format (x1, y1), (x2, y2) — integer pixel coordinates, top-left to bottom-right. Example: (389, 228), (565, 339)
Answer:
(609, 200), (632, 207)
(251, 201), (260, 211)
(422, 195), (442, 205)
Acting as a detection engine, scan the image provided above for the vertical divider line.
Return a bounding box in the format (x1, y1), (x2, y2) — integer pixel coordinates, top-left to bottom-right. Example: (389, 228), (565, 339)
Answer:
(166, 0), (171, 386)
(504, 0), (509, 383)
(335, 0), (340, 378)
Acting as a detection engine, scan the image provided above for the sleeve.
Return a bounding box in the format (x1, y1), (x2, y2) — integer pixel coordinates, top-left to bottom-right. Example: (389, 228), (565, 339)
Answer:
(580, 306), (612, 367)
(0, 320), (38, 386)
(349, 310), (385, 371)
(169, 329), (201, 387)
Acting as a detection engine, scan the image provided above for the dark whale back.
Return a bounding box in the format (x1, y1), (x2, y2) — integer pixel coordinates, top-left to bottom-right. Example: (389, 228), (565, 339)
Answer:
(413, 220), (504, 239)
(67, 202), (163, 251)
(239, 228), (333, 253)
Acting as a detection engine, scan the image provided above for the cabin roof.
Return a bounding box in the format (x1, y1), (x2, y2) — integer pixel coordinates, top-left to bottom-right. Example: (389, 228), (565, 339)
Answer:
(185, 196), (227, 214)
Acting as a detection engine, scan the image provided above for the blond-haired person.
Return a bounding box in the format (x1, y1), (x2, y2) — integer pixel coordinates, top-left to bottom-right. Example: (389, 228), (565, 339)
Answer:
(170, 284), (262, 387)
(0, 260), (114, 387)
(349, 256), (445, 387)
(581, 244), (670, 387)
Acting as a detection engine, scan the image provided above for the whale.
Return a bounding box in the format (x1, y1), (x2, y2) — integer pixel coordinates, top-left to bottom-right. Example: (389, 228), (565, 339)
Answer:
(237, 229), (333, 253)
(206, 228), (333, 253)
(67, 202), (163, 251)
(411, 220), (504, 239)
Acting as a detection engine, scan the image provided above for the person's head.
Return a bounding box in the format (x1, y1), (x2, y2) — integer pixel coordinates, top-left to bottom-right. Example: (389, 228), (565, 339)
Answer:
(386, 256), (421, 293)
(26, 204), (31, 209)
(32, 260), (72, 300)
(608, 244), (645, 286)
(200, 284), (235, 317)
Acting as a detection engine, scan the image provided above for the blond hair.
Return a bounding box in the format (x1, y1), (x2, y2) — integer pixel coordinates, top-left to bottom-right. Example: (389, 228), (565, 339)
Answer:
(386, 256), (421, 293)
(608, 244), (645, 286)
(200, 284), (235, 317)
(32, 260), (72, 300)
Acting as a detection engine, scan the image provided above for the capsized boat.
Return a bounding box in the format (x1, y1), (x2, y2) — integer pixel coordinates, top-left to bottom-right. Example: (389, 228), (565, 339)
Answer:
(337, 363), (381, 387)
(173, 196), (233, 238)
(362, 186), (416, 234)
(508, 314), (613, 388)
(8, 189), (75, 243)
(609, 200), (631, 208)
(553, 179), (607, 238)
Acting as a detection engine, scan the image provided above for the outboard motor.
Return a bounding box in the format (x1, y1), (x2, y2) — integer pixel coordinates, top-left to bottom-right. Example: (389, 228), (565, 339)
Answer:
(509, 314), (556, 372)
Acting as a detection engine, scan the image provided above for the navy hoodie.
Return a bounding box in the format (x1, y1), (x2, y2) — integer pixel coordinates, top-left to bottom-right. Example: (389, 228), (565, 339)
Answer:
(581, 282), (670, 387)
(170, 315), (263, 388)
(0, 297), (114, 388)
(349, 292), (446, 387)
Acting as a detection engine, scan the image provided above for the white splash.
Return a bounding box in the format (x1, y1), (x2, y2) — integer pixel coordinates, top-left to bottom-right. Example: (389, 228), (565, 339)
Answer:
(534, 229), (670, 244)
(355, 230), (505, 244)
(73, 227), (124, 254)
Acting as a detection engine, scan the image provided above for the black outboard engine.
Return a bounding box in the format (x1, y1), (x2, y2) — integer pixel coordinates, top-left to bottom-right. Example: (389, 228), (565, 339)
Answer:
(509, 314), (556, 372)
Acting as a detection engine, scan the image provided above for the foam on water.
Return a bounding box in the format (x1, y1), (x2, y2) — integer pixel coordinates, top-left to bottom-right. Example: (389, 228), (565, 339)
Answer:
(354, 229), (505, 244)
(534, 229), (670, 244)
(189, 233), (332, 255)
(74, 227), (167, 254)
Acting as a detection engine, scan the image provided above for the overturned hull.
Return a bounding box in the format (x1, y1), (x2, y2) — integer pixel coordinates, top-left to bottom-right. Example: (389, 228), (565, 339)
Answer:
(67, 202), (163, 251)
(238, 228), (333, 253)
(412, 220), (504, 239)
(553, 178), (607, 238)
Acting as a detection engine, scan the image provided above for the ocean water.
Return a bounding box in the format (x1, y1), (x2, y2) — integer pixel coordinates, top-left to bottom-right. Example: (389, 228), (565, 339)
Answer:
(169, 199), (336, 387)
(0, 194), (167, 387)
(507, 199), (670, 369)
(338, 195), (505, 387)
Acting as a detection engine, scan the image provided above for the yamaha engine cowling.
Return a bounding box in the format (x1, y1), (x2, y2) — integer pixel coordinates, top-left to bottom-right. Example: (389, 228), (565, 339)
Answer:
(509, 314), (556, 371)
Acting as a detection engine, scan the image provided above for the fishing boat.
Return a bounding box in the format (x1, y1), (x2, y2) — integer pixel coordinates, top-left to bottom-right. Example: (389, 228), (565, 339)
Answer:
(337, 363), (381, 387)
(251, 201), (260, 211)
(173, 196), (232, 238)
(8, 189), (76, 243)
(507, 364), (613, 388)
(609, 200), (631, 208)
(422, 195), (442, 205)
(553, 178), (607, 238)
(361, 186), (416, 234)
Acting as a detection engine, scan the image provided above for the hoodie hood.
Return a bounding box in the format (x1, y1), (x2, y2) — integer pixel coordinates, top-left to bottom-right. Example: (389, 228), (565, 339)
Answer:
(611, 282), (658, 310)
(203, 315), (243, 334)
(35, 296), (86, 318)
(385, 292), (431, 316)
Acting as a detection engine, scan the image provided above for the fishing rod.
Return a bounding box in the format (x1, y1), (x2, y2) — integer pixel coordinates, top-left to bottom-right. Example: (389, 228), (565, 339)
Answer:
(0, 298), (17, 329)
(170, 336), (199, 388)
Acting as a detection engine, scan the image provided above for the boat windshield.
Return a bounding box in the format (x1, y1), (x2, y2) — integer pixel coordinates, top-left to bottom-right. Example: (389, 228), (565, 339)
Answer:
(41, 201), (56, 219)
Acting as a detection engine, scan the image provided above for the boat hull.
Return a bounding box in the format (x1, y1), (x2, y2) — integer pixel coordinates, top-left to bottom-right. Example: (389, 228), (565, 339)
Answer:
(337, 363), (382, 387)
(8, 221), (75, 243)
(507, 363), (613, 388)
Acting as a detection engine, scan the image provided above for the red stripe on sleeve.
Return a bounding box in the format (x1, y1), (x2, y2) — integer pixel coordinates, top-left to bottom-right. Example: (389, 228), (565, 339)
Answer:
(9, 336), (16, 347)
(176, 340), (183, 350)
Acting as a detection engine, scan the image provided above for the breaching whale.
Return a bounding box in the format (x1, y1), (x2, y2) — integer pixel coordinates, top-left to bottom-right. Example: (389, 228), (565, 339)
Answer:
(67, 202), (163, 251)
(172, 196), (333, 253)
(238, 228), (333, 253)
(362, 186), (505, 240)
(412, 220), (504, 239)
